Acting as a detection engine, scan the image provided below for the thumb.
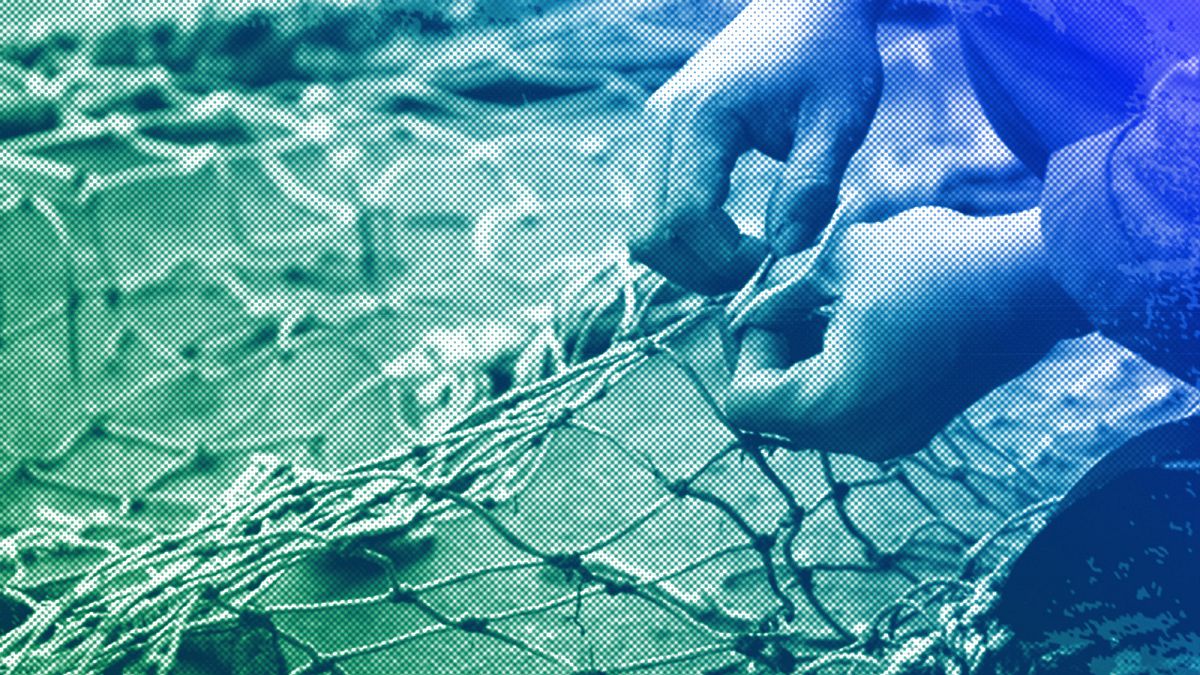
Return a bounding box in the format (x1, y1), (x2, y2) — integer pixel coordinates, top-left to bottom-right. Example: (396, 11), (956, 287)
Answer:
(725, 328), (852, 448)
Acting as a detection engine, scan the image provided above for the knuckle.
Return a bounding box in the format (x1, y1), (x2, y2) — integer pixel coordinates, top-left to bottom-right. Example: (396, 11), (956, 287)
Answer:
(627, 225), (668, 262)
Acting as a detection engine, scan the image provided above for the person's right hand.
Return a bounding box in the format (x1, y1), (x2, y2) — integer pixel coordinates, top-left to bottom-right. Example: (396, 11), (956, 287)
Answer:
(724, 207), (1091, 462)
(629, 0), (884, 295)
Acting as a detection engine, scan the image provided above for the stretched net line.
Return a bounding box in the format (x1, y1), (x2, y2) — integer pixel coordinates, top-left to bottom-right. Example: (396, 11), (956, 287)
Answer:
(0, 62), (1057, 675)
(0, 302), (1054, 675)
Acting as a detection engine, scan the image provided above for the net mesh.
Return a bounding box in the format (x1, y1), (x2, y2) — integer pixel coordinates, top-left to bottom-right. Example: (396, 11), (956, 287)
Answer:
(0, 53), (1139, 675)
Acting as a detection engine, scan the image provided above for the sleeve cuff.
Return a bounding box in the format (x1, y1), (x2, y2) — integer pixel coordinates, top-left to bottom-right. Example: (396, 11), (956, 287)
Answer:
(1041, 116), (1200, 385)
(1040, 121), (1147, 336)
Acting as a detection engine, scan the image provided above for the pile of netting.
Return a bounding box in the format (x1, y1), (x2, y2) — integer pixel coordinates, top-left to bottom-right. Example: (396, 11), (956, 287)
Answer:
(0, 300), (1063, 674)
(2, 16), (1186, 674)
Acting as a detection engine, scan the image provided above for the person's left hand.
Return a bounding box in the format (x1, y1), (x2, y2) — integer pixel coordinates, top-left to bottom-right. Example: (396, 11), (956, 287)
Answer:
(723, 207), (1090, 461)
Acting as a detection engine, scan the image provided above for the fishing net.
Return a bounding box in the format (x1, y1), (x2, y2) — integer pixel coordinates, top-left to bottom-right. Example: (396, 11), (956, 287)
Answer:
(0, 29), (1194, 675)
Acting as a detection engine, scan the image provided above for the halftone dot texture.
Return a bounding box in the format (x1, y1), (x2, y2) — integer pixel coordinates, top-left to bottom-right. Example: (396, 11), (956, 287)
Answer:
(0, 3), (1196, 674)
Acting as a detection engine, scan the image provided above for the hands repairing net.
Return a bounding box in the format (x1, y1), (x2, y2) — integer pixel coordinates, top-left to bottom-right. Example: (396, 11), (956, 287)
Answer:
(0, 21), (1188, 674)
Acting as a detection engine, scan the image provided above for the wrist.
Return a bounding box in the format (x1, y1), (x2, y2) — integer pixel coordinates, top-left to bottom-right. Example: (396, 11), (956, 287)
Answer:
(1008, 210), (1092, 339)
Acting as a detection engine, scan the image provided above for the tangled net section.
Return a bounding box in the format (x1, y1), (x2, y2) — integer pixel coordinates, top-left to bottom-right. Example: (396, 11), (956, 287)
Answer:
(0, 48), (1128, 675)
(0, 304), (1058, 675)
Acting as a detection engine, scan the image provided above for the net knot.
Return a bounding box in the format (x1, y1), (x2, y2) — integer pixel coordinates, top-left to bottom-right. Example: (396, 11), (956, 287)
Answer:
(781, 507), (806, 528)
(794, 567), (814, 592)
(268, 461), (295, 481)
(198, 584), (220, 602)
(636, 337), (663, 356)
(457, 616), (489, 634)
(292, 495), (317, 514)
(603, 580), (635, 596)
(102, 287), (122, 310)
(752, 533), (775, 554)
(868, 550), (896, 570)
(122, 495), (148, 516)
(194, 543), (220, 559)
(732, 634), (766, 659)
(445, 470), (480, 494)
(830, 481), (851, 502)
(86, 416), (109, 440)
(238, 607), (274, 630)
(390, 585), (418, 604)
(365, 491), (392, 508)
(178, 342), (200, 361)
(544, 552), (583, 574)
(189, 443), (218, 472)
(666, 479), (690, 499)
(546, 407), (575, 428)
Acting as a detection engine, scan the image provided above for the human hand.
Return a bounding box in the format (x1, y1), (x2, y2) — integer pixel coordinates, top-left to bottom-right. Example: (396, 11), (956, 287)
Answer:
(724, 207), (1090, 461)
(629, 0), (884, 294)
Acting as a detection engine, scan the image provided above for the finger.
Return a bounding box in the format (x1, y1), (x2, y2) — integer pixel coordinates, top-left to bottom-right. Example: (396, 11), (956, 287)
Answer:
(765, 88), (879, 256)
(661, 103), (747, 218)
(629, 207), (757, 295)
(630, 102), (750, 292)
(628, 111), (692, 278)
(636, 91), (747, 224)
(646, 107), (747, 270)
(727, 335), (852, 445)
(726, 252), (839, 333)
